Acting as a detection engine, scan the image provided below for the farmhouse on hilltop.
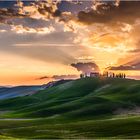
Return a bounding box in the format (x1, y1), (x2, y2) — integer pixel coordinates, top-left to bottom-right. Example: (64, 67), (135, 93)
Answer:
(80, 72), (100, 78)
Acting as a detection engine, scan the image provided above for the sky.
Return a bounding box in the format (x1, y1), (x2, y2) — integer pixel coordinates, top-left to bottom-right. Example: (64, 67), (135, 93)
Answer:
(0, 0), (140, 86)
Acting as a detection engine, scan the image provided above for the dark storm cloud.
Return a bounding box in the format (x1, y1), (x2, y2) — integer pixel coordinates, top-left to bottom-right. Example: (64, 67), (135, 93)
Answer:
(109, 62), (140, 71)
(129, 48), (140, 53)
(37, 74), (78, 80)
(37, 76), (49, 80)
(1, 1), (139, 28)
(0, 7), (26, 24)
(71, 62), (100, 73)
(0, 1), (76, 33)
(78, 1), (140, 24)
(0, 1), (60, 25)
(11, 17), (51, 28)
(2, 0), (139, 32)
(34, 0), (62, 18)
(53, 74), (78, 80)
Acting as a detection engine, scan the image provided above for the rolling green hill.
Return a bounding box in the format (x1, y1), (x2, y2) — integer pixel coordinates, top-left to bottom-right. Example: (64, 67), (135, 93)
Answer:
(0, 77), (140, 139)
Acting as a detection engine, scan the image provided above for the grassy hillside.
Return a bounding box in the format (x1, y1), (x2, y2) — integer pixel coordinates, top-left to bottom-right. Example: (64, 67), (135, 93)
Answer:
(0, 77), (139, 118)
(0, 77), (140, 139)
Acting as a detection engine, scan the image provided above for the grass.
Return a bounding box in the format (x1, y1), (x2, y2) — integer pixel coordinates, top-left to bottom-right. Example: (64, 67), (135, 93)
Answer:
(0, 77), (140, 139)
(0, 116), (140, 139)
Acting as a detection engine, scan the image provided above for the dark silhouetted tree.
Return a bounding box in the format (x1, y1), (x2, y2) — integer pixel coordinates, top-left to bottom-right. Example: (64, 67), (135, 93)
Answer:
(124, 73), (126, 79)
(113, 73), (115, 78)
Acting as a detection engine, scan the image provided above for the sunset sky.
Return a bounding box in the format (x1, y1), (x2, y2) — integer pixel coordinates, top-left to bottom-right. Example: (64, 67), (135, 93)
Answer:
(0, 0), (140, 86)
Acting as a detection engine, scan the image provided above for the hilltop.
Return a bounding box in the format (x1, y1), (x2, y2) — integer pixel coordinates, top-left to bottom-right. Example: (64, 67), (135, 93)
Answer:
(0, 77), (140, 139)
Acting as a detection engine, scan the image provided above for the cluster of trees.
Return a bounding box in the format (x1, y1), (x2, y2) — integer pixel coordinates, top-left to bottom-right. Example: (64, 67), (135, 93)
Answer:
(104, 72), (126, 78)
(80, 72), (126, 79)
(115, 73), (126, 78)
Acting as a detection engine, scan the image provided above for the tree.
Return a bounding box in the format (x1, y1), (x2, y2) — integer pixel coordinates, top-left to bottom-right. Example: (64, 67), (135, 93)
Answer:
(80, 74), (84, 78)
(113, 73), (115, 78)
(106, 72), (109, 77)
(124, 73), (126, 79)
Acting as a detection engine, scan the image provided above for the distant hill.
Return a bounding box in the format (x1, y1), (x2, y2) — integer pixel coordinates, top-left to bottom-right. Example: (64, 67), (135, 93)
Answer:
(0, 79), (72, 100)
(0, 86), (44, 100)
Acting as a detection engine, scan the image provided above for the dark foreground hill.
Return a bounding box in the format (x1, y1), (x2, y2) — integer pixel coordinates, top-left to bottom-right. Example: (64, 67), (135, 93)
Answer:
(0, 77), (140, 139)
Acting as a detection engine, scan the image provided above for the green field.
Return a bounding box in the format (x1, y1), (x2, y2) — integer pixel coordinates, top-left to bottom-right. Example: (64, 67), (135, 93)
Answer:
(0, 77), (140, 139)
